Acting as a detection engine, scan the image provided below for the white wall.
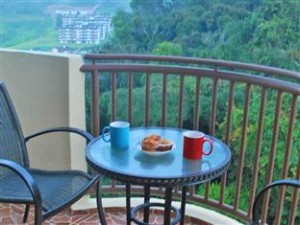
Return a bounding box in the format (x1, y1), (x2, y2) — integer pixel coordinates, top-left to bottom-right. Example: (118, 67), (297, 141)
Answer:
(0, 49), (87, 171)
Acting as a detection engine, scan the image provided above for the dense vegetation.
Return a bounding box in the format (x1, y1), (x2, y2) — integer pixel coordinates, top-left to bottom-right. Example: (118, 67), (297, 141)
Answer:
(100, 0), (299, 71)
(90, 1), (299, 224)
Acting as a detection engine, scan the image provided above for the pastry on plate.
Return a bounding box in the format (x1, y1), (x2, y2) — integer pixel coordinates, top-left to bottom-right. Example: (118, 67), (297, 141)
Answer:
(157, 138), (173, 151)
(141, 134), (173, 152)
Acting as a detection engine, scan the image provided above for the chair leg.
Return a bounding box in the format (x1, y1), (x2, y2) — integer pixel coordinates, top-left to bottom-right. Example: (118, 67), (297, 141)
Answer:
(96, 180), (107, 225)
(34, 203), (43, 225)
(23, 204), (30, 222)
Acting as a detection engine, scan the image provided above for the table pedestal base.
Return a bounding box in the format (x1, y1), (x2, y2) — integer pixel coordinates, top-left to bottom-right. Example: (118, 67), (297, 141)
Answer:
(126, 184), (188, 225)
(131, 202), (181, 225)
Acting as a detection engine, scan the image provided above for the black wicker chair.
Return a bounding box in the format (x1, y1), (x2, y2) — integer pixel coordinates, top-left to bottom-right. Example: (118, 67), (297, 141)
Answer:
(0, 81), (106, 225)
(250, 179), (300, 225)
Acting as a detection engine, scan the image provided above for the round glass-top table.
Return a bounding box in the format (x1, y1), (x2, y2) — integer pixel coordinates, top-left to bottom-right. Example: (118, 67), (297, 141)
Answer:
(86, 127), (231, 225)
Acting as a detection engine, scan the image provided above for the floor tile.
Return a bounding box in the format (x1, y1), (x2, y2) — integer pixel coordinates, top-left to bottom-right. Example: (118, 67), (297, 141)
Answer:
(0, 203), (207, 225)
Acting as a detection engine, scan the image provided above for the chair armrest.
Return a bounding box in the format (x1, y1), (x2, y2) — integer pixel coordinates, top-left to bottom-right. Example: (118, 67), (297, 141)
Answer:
(24, 127), (94, 143)
(251, 179), (300, 225)
(0, 159), (42, 207)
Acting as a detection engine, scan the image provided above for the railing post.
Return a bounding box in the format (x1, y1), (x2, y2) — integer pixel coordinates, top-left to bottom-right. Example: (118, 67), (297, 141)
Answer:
(91, 63), (100, 136)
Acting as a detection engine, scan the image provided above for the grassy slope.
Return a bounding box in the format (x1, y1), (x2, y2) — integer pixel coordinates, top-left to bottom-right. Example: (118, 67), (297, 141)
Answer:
(3, 15), (57, 49)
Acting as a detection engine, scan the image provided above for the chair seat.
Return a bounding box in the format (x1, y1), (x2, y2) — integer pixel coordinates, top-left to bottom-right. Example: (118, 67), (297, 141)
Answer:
(0, 171), (33, 202)
(0, 168), (96, 213)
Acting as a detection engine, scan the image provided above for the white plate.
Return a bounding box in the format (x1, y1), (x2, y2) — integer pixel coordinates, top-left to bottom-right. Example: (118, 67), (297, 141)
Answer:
(136, 141), (176, 156)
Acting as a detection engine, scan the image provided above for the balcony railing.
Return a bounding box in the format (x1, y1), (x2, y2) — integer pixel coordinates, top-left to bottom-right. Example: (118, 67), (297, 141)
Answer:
(80, 54), (300, 225)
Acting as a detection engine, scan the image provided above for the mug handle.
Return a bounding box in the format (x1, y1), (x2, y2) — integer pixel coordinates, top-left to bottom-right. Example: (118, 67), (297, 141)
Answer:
(203, 137), (213, 155)
(101, 126), (111, 142)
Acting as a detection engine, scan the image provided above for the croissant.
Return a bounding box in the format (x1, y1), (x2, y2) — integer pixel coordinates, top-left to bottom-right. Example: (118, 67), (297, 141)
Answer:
(141, 134), (173, 152)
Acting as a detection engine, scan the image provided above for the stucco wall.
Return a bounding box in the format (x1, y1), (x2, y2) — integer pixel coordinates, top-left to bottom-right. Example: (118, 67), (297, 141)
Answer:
(0, 49), (87, 171)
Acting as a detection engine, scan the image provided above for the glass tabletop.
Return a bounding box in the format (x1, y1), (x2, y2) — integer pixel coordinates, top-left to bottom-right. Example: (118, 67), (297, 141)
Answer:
(86, 127), (231, 186)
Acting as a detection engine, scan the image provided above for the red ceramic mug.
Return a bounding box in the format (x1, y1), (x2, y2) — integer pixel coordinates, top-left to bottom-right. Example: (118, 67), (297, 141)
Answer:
(183, 131), (213, 160)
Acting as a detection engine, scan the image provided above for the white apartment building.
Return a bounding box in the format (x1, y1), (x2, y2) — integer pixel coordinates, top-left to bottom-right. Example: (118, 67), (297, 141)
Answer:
(56, 10), (112, 44)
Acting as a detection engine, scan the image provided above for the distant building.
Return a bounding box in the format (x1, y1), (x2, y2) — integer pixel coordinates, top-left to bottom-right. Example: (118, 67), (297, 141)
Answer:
(56, 9), (112, 44)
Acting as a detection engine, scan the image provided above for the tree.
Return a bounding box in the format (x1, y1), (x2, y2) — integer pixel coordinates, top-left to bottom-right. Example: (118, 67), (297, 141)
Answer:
(249, 0), (300, 69)
(152, 41), (183, 55)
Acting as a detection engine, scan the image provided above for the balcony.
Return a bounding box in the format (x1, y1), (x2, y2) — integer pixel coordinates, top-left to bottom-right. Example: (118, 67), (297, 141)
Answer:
(0, 50), (299, 225)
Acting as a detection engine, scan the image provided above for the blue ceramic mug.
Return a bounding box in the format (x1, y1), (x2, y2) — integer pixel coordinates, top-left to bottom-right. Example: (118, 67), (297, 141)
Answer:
(102, 121), (130, 149)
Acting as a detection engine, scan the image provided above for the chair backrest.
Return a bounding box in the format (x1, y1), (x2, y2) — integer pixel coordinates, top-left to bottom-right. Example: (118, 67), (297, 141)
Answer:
(0, 81), (29, 167)
(251, 179), (300, 225)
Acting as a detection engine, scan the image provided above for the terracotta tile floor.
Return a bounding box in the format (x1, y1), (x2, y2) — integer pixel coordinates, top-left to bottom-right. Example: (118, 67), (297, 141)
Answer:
(0, 203), (207, 225)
